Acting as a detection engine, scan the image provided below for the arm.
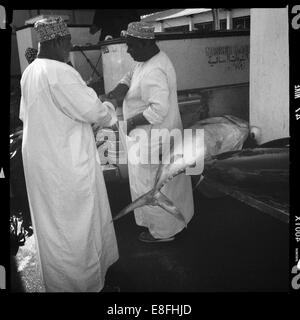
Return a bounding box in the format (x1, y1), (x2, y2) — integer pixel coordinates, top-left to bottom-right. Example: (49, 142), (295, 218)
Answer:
(51, 80), (115, 128)
(107, 83), (129, 101)
(19, 95), (25, 122)
(126, 69), (171, 135)
(105, 69), (133, 105)
(100, 83), (129, 110)
(126, 112), (150, 134)
(141, 69), (170, 125)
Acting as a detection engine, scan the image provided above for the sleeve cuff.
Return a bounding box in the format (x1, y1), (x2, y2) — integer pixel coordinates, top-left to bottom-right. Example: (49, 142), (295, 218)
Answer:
(143, 107), (164, 125)
(119, 72), (132, 87)
(119, 79), (131, 87)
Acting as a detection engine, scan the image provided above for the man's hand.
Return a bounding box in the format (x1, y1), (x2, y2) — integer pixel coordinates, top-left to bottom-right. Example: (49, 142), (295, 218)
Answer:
(103, 122), (119, 131)
(99, 94), (108, 101)
(92, 122), (101, 135)
(106, 91), (116, 100)
(110, 122), (119, 131)
(92, 122), (119, 139)
(99, 95), (118, 110)
(99, 94), (112, 102)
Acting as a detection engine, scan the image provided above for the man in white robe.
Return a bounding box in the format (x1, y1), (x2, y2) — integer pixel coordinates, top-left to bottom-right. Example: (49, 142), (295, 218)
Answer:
(19, 17), (118, 292)
(105, 22), (194, 242)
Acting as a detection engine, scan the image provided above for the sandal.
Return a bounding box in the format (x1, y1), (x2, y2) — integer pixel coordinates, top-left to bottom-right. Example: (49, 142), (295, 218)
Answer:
(138, 231), (175, 243)
(100, 285), (121, 292)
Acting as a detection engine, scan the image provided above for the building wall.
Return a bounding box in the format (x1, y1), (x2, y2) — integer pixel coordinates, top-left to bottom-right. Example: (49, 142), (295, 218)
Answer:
(207, 84), (249, 120)
(178, 83), (249, 128)
(158, 35), (249, 91)
(101, 36), (249, 123)
(152, 8), (250, 32)
(249, 8), (289, 144)
(193, 8), (250, 24)
(11, 34), (20, 76)
(101, 35), (249, 93)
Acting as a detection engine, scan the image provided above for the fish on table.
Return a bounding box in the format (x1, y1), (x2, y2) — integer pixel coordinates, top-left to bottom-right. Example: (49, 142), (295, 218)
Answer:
(203, 146), (289, 195)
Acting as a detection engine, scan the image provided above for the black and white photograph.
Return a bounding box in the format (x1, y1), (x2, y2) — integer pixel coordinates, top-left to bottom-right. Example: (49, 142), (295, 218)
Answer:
(0, 3), (298, 306)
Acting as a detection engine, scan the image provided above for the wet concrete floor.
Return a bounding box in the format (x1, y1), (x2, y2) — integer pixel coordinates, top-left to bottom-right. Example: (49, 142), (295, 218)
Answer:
(10, 178), (289, 292)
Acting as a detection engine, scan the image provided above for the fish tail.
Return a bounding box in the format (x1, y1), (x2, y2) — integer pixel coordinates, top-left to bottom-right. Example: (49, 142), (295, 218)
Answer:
(192, 174), (204, 190)
(155, 191), (187, 228)
(112, 189), (187, 227)
(111, 189), (153, 222)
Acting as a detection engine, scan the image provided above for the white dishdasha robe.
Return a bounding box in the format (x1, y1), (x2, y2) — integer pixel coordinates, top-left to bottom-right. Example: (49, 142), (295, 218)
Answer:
(20, 58), (118, 292)
(119, 51), (194, 239)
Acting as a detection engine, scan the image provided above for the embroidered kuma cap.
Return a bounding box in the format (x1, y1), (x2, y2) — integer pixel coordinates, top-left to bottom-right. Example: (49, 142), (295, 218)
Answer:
(126, 21), (155, 39)
(34, 16), (70, 43)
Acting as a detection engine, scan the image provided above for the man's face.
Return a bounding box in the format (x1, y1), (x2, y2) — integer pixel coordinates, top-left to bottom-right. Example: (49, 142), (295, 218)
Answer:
(126, 36), (147, 62)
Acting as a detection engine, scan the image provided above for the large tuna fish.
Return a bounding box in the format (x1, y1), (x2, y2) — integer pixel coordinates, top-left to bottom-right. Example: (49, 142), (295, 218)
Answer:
(112, 115), (251, 224)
